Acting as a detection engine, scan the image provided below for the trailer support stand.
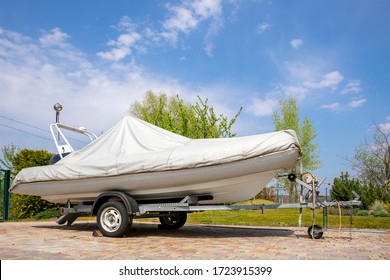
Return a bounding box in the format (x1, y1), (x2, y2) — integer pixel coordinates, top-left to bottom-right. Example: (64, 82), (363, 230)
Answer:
(323, 206), (328, 230)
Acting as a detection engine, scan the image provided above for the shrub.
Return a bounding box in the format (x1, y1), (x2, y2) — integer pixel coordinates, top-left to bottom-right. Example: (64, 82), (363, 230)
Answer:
(11, 149), (55, 219)
(369, 200), (389, 217)
(356, 210), (369, 216)
(385, 203), (390, 213)
(33, 208), (57, 220)
(369, 200), (388, 213)
(11, 195), (54, 219)
(372, 211), (390, 217)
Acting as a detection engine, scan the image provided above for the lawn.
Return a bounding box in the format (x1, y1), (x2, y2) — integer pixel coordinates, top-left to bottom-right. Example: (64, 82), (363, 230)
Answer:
(186, 199), (390, 229)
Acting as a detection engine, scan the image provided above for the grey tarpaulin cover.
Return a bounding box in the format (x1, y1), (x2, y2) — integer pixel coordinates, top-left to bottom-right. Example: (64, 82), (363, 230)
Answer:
(12, 116), (300, 188)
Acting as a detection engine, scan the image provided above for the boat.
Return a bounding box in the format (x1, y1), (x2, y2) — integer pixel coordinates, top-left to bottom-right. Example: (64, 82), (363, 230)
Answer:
(10, 116), (301, 205)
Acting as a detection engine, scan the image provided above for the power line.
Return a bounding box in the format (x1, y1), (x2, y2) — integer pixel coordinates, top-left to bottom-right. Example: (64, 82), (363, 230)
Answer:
(0, 114), (89, 145)
(0, 123), (53, 141)
(0, 122), (86, 150)
(0, 114), (48, 133)
(0, 114), (54, 138)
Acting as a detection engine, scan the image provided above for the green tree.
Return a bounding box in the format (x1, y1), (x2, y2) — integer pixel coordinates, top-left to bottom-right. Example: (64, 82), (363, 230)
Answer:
(11, 149), (55, 219)
(272, 97), (321, 202)
(331, 172), (390, 209)
(272, 97), (320, 170)
(129, 91), (242, 138)
(360, 182), (390, 210)
(330, 172), (361, 202)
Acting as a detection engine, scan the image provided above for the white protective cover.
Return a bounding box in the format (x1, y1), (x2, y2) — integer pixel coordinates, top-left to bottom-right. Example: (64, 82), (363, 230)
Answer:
(11, 116), (300, 188)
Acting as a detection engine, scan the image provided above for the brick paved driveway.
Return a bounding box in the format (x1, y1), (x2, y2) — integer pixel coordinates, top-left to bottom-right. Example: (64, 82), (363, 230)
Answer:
(0, 221), (389, 260)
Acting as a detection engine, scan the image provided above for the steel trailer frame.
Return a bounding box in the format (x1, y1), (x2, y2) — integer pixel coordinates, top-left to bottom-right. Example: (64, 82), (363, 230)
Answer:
(57, 189), (361, 238)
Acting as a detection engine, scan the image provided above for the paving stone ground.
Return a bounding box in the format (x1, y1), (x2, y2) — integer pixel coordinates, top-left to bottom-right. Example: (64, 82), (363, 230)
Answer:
(0, 220), (389, 260)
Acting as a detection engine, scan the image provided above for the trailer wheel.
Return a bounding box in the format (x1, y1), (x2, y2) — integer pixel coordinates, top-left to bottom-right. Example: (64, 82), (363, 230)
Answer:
(97, 201), (130, 237)
(159, 212), (187, 229)
(308, 225), (323, 239)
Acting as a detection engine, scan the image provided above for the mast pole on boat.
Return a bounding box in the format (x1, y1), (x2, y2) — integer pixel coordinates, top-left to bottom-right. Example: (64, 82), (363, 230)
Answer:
(53, 103), (62, 141)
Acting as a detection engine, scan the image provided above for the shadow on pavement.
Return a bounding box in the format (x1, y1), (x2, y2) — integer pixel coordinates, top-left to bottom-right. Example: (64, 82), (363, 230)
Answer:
(33, 222), (295, 239)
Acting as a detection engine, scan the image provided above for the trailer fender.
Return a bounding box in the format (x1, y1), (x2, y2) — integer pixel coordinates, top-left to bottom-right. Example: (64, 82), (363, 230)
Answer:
(92, 192), (139, 217)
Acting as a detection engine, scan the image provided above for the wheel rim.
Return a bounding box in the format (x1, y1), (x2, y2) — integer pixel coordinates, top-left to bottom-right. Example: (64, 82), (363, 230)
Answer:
(100, 207), (122, 233)
(163, 216), (179, 225)
(308, 225), (323, 239)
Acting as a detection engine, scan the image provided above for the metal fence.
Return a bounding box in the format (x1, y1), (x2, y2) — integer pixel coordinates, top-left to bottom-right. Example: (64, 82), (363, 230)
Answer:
(0, 169), (10, 220)
(0, 176), (3, 219)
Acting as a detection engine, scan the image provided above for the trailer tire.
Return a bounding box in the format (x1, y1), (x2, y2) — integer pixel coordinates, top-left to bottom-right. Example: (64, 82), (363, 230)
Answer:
(159, 212), (187, 229)
(308, 225), (323, 239)
(97, 201), (130, 237)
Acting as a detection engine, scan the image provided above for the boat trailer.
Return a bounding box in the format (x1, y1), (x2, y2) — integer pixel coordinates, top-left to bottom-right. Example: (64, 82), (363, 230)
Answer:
(57, 172), (361, 238)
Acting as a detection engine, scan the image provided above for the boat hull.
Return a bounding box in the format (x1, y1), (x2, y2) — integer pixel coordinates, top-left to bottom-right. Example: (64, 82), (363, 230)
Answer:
(11, 149), (299, 205)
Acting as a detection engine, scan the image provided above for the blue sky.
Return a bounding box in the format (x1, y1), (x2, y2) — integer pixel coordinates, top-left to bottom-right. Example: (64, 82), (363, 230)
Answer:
(0, 0), (389, 191)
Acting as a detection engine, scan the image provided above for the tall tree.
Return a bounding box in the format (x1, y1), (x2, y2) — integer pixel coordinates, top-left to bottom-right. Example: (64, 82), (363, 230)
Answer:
(272, 97), (320, 171)
(272, 97), (321, 201)
(129, 91), (242, 139)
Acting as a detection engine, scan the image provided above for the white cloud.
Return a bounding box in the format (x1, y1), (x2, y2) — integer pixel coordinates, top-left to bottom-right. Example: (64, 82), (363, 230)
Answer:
(290, 38), (303, 49)
(97, 17), (142, 62)
(0, 26), (245, 149)
(97, 32), (141, 62)
(320, 97), (366, 112)
(320, 102), (341, 111)
(283, 60), (316, 83)
(257, 22), (271, 34)
(379, 122), (390, 134)
(97, 47), (131, 61)
(247, 97), (278, 117)
(115, 15), (137, 31)
(159, 31), (179, 45)
(0, 28), (164, 131)
(203, 40), (215, 56)
(117, 33), (141, 46)
(163, 4), (199, 33)
(39, 28), (70, 48)
(341, 79), (362, 94)
(282, 85), (308, 100)
(303, 71), (344, 89)
(162, 0), (223, 55)
(274, 59), (366, 111)
(348, 97), (366, 108)
(277, 62), (345, 101)
(202, 7), (223, 56)
(376, 116), (390, 134)
(96, 1), (224, 59)
(192, 0), (222, 19)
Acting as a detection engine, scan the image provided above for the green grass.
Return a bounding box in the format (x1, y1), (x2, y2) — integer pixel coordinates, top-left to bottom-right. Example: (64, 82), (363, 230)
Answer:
(186, 199), (390, 229)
